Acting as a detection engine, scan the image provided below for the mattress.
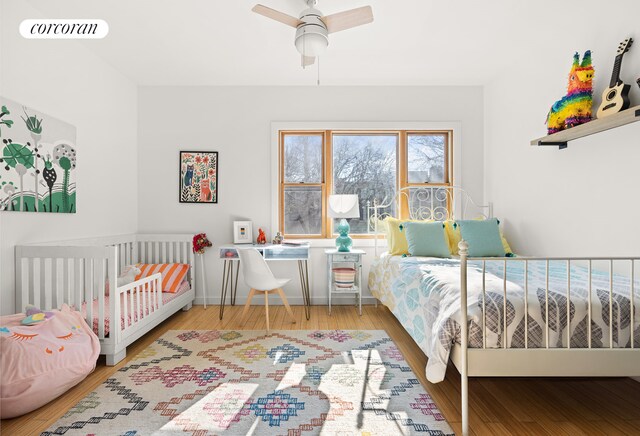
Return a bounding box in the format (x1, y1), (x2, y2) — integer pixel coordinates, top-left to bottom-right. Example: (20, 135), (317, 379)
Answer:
(81, 280), (190, 337)
(368, 253), (640, 383)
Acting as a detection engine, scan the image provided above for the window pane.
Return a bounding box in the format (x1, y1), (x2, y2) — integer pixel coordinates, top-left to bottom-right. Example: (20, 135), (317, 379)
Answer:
(284, 186), (322, 235)
(409, 187), (449, 220)
(407, 134), (447, 183)
(284, 134), (322, 183)
(332, 134), (397, 234)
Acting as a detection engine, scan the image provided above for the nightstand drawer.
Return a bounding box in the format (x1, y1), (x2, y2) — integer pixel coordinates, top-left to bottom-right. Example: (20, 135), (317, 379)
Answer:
(332, 253), (360, 262)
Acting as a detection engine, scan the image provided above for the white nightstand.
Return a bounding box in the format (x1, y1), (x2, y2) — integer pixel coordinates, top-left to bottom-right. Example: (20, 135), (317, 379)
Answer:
(325, 249), (365, 316)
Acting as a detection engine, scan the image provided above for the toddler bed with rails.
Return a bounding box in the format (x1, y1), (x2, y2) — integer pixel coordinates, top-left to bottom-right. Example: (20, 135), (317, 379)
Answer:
(366, 186), (640, 436)
(15, 234), (195, 365)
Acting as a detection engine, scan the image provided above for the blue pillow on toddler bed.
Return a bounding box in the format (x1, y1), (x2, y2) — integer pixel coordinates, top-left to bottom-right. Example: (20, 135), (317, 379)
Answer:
(402, 221), (451, 258)
(455, 218), (506, 257)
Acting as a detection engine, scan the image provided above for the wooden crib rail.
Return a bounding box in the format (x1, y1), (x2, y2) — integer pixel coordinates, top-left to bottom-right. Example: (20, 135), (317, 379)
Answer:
(15, 234), (196, 365)
(135, 234), (195, 288)
(118, 273), (162, 340)
(15, 244), (118, 340)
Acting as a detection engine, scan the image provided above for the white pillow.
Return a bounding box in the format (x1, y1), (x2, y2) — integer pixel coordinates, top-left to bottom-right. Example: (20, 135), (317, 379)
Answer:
(117, 265), (141, 287)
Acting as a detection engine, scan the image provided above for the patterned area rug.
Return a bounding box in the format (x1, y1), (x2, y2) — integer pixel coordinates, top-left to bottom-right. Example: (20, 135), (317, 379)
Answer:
(44, 330), (454, 435)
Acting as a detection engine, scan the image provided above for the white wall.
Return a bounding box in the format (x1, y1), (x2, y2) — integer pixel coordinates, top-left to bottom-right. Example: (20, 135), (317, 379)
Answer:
(0, 0), (139, 314)
(484, 27), (640, 257)
(138, 86), (484, 305)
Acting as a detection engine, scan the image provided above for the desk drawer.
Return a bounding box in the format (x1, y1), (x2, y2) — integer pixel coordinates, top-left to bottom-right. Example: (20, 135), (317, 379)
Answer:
(332, 253), (359, 262)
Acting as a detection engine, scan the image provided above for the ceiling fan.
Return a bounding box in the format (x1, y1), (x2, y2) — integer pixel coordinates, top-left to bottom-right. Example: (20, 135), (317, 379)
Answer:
(252, 0), (374, 67)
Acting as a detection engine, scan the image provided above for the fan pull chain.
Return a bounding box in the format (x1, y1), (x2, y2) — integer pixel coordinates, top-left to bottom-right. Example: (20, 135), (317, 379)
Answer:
(317, 56), (321, 86)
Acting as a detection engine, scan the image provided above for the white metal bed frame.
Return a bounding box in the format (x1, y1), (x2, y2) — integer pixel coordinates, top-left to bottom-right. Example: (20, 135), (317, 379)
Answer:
(368, 185), (492, 256)
(368, 186), (640, 436)
(15, 234), (195, 365)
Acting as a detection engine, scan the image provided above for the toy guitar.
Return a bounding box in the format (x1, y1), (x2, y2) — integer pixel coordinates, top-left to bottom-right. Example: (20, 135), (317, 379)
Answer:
(596, 38), (633, 118)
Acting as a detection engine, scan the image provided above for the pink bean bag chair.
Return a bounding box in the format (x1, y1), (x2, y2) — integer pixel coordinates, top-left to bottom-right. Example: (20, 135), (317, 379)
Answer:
(0, 304), (100, 418)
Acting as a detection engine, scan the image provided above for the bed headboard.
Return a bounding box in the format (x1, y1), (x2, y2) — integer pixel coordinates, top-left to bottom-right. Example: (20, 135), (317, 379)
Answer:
(367, 186), (492, 255)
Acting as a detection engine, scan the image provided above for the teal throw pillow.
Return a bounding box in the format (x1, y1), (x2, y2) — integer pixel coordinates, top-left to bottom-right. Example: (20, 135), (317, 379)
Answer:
(403, 221), (451, 258)
(455, 218), (506, 257)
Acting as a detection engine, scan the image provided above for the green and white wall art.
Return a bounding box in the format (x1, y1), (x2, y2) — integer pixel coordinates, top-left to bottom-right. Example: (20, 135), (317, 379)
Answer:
(0, 97), (77, 213)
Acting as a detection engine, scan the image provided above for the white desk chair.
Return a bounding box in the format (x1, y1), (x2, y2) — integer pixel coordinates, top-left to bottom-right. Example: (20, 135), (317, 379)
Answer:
(237, 248), (296, 330)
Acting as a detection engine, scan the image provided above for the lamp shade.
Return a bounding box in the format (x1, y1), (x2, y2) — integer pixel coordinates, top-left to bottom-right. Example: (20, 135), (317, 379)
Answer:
(295, 33), (327, 57)
(328, 194), (360, 219)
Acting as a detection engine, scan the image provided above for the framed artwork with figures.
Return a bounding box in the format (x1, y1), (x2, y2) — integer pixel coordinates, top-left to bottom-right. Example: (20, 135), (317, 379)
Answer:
(179, 151), (218, 203)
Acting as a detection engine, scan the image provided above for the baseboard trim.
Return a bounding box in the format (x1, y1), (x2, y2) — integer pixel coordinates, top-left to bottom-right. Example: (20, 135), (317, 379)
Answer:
(193, 296), (378, 306)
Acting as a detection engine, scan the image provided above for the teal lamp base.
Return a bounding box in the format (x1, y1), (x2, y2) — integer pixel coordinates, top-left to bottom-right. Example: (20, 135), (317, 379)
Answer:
(335, 218), (353, 252)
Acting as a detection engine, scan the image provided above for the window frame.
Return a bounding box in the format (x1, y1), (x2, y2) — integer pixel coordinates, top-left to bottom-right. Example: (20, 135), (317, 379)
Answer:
(274, 124), (456, 240)
(279, 130), (327, 239)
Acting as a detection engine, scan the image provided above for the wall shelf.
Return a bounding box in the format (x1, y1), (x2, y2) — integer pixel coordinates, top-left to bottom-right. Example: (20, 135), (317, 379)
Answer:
(531, 105), (640, 149)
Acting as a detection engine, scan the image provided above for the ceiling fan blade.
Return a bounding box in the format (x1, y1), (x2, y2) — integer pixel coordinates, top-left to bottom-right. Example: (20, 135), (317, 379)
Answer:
(302, 55), (315, 67)
(321, 6), (373, 34)
(252, 4), (302, 28)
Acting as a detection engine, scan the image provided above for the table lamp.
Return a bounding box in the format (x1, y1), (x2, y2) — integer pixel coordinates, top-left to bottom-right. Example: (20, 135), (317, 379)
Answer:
(328, 194), (360, 252)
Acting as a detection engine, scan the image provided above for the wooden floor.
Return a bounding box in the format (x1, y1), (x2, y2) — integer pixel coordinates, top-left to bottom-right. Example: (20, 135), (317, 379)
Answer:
(2, 304), (639, 435)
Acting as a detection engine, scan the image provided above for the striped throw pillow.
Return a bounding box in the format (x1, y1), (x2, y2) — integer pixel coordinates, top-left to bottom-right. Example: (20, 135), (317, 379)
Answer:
(135, 263), (189, 293)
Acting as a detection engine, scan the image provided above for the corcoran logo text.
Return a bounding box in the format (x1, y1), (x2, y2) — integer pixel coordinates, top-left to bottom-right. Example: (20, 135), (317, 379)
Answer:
(20, 19), (109, 39)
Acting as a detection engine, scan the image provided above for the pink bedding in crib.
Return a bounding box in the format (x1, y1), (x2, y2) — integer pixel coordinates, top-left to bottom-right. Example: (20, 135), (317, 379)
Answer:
(82, 280), (190, 337)
(0, 305), (100, 419)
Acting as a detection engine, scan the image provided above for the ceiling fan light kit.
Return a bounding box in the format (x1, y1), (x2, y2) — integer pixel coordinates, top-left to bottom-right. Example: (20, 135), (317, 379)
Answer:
(252, 0), (373, 69)
(294, 8), (329, 57)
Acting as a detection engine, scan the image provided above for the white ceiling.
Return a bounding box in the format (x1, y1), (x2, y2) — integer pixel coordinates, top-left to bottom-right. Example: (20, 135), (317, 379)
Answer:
(24, 0), (640, 86)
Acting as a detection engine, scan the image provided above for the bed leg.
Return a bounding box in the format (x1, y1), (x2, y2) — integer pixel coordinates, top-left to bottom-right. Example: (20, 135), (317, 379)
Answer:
(375, 298), (378, 308)
(459, 239), (470, 436)
(182, 302), (193, 311)
(462, 370), (469, 435)
(106, 348), (127, 366)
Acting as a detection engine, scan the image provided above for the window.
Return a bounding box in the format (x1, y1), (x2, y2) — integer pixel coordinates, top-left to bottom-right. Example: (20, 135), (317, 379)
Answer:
(281, 133), (325, 236)
(279, 130), (452, 238)
(403, 132), (450, 219)
(332, 134), (397, 234)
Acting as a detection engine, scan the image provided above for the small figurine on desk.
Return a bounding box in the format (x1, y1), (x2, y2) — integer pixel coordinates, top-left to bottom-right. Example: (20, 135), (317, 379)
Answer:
(256, 228), (267, 244)
(272, 231), (283, 245)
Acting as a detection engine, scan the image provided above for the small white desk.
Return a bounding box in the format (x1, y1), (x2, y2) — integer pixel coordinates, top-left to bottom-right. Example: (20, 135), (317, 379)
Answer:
(325, 249), (364, 316)
(218, 243), (311, 320)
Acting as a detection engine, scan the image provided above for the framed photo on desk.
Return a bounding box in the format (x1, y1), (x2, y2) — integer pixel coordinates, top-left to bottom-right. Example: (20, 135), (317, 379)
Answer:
(233, 221), (253, 244)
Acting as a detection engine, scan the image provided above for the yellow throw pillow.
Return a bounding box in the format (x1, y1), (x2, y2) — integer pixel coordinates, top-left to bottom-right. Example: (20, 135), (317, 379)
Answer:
(501, 234), (512, 254)
(444, 220), (461, 254)
(446, 218), (512, 255)
(385, 217), (409, 256)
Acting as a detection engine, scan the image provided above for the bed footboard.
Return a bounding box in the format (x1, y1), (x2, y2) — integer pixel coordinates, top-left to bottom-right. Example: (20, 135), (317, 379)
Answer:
(458, 240), (640, 436)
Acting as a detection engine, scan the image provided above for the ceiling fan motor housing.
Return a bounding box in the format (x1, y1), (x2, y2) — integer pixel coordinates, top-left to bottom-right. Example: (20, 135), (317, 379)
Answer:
(294, 7), (329, 56)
